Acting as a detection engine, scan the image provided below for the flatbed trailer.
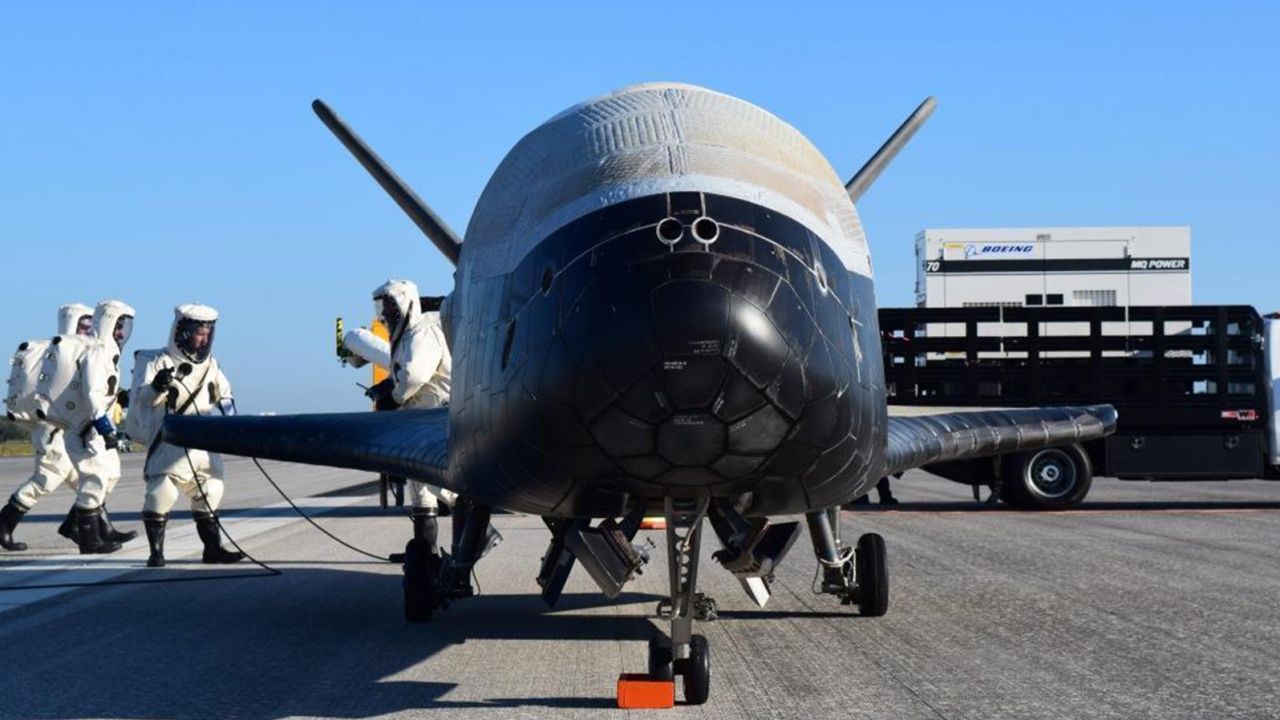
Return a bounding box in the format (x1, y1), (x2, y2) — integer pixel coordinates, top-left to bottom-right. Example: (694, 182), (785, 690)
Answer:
(880, 305), (1280, 509)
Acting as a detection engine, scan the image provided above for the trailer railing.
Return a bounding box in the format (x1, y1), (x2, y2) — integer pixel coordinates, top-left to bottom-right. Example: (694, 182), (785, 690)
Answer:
(880, 305), (1266, 430)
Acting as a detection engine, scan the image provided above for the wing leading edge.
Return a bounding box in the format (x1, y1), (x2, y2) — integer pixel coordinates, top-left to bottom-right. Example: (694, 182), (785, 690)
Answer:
(163, 409), (451, 489)
(883, 405), (1117, 478)
(164, 405), (1114, 500)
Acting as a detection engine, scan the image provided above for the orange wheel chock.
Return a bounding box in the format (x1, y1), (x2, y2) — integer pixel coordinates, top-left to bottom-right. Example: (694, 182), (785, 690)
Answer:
(617, 674), (675, 709)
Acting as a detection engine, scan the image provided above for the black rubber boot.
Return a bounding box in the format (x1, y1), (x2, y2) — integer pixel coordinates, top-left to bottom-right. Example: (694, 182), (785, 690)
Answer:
(57, 506), (78, 543)
(143, 512), (167, 567)
(387, 509), (441, 563)
(99, 506), (138, 544)
(194, 512), (244, 564)
(876, 475), (900, 505)
(411, 509), (440, 549)
(75, 507), (122, 555)
(0, 500), (29, 552)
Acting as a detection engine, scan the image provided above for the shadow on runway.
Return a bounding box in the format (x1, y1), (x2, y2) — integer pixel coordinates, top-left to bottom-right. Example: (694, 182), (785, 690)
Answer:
(0, 565), (665, 719)
(372, 689), (618, 710)
(0, 558), (393, 574)
(363, 688), (672, 713)
(845, 500), (1280, 514)
(718, 608), (855, 620)
(19, 506), (411, 523)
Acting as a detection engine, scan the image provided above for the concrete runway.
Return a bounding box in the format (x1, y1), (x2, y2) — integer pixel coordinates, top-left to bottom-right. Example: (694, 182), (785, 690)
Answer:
(2, 455), (1279, 719)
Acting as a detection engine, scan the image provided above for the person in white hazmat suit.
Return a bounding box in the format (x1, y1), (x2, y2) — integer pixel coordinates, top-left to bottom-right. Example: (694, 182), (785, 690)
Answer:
(340, 323), (406, 506)
(364, 280), (460, 554)
(51, 300), (138, 554)
(135, 304), (243, 567)
(1, 304), (136, 550)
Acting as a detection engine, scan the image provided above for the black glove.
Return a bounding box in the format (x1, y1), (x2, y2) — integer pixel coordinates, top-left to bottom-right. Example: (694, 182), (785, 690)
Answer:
(365, 378), (399, 411)
(102, 432), (119, 451)
(363, 377), (392, 400)
(116, 388), (130, 409)
(150, 367), (175, 392)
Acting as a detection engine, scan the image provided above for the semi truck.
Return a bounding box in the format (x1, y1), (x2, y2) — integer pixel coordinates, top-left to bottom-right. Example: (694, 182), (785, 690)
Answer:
(880, 305), (1280, 509)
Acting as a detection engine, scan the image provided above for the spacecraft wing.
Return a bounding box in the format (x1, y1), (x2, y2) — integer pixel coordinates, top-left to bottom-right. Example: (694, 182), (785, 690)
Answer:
(883, 405), (1117, 477)
(164, 408), (452, 490)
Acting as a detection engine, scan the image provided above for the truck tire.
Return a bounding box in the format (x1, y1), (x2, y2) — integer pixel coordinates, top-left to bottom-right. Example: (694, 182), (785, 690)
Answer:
(1001, 444), (1092, 510)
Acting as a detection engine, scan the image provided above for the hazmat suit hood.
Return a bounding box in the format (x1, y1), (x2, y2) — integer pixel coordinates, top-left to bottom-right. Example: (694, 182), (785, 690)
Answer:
(93, 300), (136, 355)
(372, 279), (421, 348)
(167, 303), (219, 365)
(58, 303), (94, 336)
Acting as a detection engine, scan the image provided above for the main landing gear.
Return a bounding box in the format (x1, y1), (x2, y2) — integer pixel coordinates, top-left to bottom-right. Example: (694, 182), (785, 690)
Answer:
(402, 500), (502, 623)
(806, 507), (888, 616)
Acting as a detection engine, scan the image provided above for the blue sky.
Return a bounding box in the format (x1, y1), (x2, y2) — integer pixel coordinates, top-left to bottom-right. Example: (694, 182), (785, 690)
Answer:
(2, 2), (1276, 412)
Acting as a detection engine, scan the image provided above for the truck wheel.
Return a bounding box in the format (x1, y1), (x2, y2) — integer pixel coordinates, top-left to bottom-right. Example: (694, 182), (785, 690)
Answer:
(1001, 444), (1092, 510)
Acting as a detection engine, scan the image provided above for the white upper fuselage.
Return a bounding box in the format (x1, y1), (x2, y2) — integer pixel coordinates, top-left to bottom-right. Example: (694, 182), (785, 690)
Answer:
(459, 82), (871, 283)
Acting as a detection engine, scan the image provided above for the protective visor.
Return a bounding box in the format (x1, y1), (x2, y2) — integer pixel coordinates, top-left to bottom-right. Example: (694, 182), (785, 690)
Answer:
(114, 316), (134, 347)
(375, 295), (404, 336)
(174, 318), (215, 362)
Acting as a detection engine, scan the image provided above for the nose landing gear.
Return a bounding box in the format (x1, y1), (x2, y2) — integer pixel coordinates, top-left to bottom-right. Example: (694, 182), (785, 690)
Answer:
(636, 496), (717, 706)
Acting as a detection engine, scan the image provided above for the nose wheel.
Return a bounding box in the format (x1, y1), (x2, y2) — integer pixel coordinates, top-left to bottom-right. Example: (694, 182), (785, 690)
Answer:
(647, 636), (674, 680)
(648, 633), (710, 705)
(680, 634), (711, 705)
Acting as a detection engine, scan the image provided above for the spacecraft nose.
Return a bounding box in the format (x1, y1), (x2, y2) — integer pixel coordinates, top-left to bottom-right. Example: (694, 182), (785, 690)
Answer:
(494, 193), (873, 510)
(540, 244), (849, 493)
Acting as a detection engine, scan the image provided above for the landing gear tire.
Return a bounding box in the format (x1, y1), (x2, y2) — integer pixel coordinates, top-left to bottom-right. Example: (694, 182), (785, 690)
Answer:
(403, 538), (440, 623)
(647, 636), (674, 681)
(679, 634), (711, 705)
(855, 533), (888, 617)
(1001, 444), (1092, 511)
